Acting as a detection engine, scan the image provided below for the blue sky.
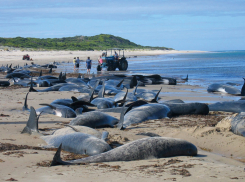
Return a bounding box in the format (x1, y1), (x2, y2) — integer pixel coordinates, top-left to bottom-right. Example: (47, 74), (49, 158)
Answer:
(0, 0), (245, 51)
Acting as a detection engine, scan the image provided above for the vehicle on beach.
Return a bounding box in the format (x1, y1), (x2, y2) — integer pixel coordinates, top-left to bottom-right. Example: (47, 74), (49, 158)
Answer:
(22, 54), (30, 60)
(97, 48), (128, 71)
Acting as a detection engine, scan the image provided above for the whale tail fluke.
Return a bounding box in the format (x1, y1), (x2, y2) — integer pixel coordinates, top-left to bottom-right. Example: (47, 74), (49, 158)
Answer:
(21, 106), (39, 135)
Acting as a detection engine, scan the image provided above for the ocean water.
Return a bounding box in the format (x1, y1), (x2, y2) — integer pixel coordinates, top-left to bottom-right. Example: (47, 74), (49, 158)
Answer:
(127, 50), (245, 87)
(58, 50), (245, 88)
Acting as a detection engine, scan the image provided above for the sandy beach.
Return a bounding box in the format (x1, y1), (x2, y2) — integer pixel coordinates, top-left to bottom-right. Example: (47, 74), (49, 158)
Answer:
(0, 50), (245, 182)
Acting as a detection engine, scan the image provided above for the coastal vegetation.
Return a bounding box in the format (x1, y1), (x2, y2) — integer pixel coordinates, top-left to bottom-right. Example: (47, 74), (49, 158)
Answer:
(0, 34), (173, 51)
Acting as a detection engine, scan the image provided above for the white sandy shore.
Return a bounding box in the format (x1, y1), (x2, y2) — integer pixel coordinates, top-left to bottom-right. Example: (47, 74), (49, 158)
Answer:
(0, 50), (245, 182)
(0, 49), (205, 66)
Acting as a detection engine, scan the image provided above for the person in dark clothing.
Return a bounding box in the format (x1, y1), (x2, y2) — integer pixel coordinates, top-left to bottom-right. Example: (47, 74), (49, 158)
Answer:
(86, 57), (92, 74)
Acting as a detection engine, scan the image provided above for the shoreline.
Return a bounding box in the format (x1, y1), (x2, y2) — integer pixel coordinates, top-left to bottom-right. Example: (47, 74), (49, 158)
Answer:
(0, 49), (206, 66)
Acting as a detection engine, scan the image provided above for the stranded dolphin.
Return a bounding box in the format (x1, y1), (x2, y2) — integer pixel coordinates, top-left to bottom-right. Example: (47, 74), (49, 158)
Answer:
(208, 100), (245, 113)
(117, 103), (170, 129)
(230, 112), (245, 137)
(41, 132), (111, 156)
(207, 79), (245, 96)
(69, 111), (119, 128)
(50, 137), (197, 166)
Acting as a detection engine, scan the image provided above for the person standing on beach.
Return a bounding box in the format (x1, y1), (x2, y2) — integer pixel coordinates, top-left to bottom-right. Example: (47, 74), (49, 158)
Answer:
(86, 57), (92, 74)
(98, 56), (103, 70)
(75, 57), (80, 68)
(114, 51), (119, 60)
(73, 57), (76, 69)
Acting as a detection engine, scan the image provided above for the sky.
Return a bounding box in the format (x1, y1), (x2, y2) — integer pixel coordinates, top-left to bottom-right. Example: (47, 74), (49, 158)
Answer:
(0, 0), (245, 51)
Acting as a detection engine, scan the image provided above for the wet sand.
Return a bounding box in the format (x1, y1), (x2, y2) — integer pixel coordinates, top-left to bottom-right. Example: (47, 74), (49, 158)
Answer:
(0, 50), (245, 182)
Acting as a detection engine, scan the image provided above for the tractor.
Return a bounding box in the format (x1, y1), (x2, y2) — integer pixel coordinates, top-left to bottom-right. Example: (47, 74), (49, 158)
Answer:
(97, 48), (128, 71)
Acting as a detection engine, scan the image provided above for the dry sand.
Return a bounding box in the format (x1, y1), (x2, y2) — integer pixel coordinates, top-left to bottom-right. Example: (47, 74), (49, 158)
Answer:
(0, 50), (244, 182)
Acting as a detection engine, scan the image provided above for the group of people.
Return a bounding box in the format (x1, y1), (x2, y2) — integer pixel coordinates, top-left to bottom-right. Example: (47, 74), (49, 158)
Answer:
(73, 57), (92, 74)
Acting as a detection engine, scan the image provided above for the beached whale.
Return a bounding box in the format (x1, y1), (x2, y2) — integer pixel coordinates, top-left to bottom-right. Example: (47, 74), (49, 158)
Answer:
(118, 103), (170, 129)
(36, 104), (76, 118)
(207, 79), (245, 96)
(163, 102), (209, 117)
(0, 80), (10, 86)
(136, 87), (162, 102)
(41, 132), (111, 155)
(51, 137), (197, 166)
(133, 74), (176, 85)
(30, 83), (75, 92)
(208, 100), (245, 113)
(69, 111), (119, 128)
(65, 78), (88, 86)
(59, 85), (91, 93)
(230, 112), (245, 137)
(113, 88), (137, 103)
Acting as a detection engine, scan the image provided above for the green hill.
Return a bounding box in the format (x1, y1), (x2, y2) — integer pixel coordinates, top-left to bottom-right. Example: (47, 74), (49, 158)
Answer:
(0, 34), (173, 51)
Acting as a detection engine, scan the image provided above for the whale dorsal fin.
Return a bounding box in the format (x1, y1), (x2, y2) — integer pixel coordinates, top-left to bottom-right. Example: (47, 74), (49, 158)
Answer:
(50, 144), (70, 166)
(49, 67), (52, 74)
(130, 75), (137, 88)
(116, 79), (124, 88)
(98, 80), (105, 98)
(151, 87), (162, 103)
(29, 77), (38, 92)
(117, 102), (127, 130)
(21, 106), (39, 134)
(23, 92), (29, 111)
(39, 70), (42, 77)
(71, 96), (78, 102)
(101, 131), (109, 140)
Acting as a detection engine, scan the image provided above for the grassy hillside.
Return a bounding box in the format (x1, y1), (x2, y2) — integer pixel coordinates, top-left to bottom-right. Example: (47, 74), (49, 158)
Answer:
(0, 34), (173, 51)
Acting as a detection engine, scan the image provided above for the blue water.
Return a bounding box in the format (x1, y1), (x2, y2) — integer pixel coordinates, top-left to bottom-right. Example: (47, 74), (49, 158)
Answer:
(58, 50), (245, 88)
(127, 50), (245, 87)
